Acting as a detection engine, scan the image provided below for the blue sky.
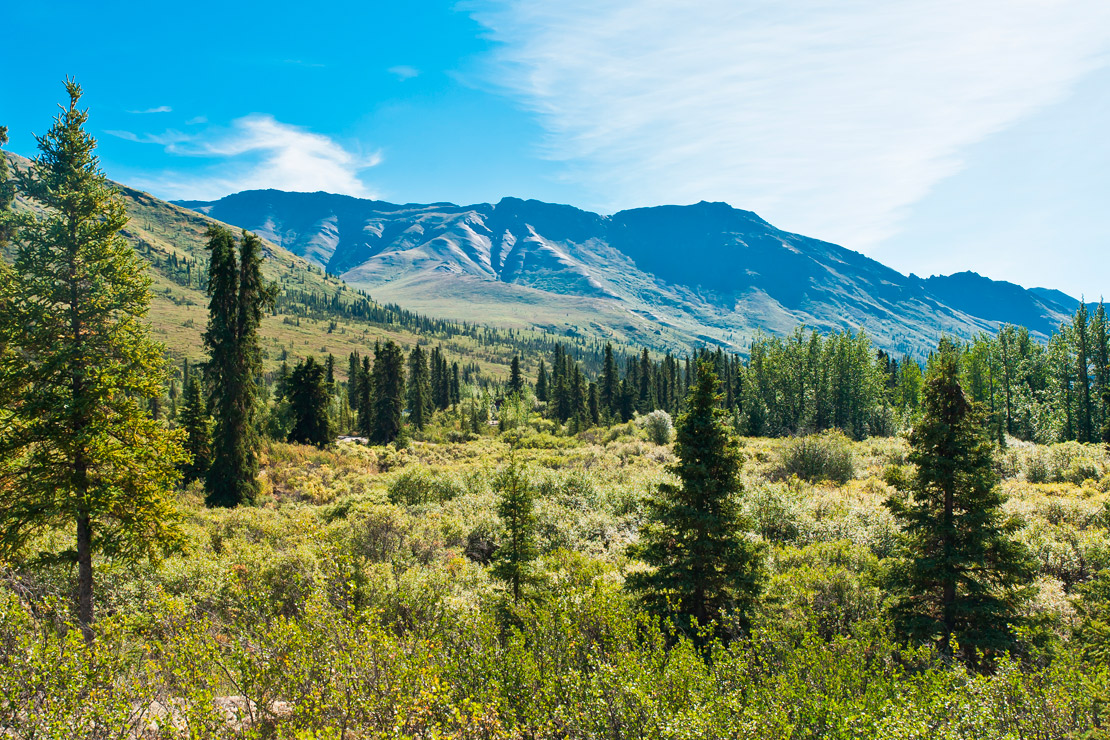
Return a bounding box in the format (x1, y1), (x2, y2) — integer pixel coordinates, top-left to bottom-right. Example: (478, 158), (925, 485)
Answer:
(2, 0), (1108, 299)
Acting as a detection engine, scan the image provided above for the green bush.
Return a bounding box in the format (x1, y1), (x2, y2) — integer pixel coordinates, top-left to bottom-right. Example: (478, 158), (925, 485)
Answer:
(1026, 449), (1050, 483)
(638, 410), (674, 445)
(1045, 442), (1102, 484)
(881, 463), (913, 489)
(758, 540), (883, 639)
(387, 467), (466, 506)
(745, 482), (812, 545)
(773, 431), (856, 484)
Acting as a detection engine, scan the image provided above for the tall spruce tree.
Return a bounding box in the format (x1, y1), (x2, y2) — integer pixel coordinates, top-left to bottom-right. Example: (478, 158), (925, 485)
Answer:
(372, 340), (405, 444)
(450, 362), (461, 406)
(627, 360), (765, 641)
(508, 355), (524, 396)
(0, 82), (184, 638)
(178, 370), (211, 484)
(357, 356), (373, 437)
(885, 337), (1034, 668)
(535, 359), (548, 402)
(491, 450), (538, 604)
(347, 351), (362, 409)
(203, 227), (273, 507)
(638, 348), (656, 413)
(287, 356), (332, 448)
(571, 364), (589, 427)
(407, 344), (431, 431)
(1074, 302), (1094, 442)
(600, 343), (619, 417)
(588, 381), (600, 426)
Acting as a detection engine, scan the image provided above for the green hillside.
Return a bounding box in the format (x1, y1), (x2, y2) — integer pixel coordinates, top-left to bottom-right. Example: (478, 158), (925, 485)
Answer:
(5, 152), (621, 383)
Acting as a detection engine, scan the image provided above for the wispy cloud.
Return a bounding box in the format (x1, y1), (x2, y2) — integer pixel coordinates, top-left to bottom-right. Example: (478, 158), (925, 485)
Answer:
(125, 115), (381, 200)
(388, 65), (420, 80)
(185, 116), (207, 125)
(106, 129), (193, 146)
(469, 0), (1110, 248)
(128, 105), (172, 114)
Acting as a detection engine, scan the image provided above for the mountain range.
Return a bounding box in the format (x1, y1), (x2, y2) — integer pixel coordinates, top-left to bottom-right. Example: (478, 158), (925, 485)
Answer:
(1, 151), (553, 380)
(177, 190), (1079, 357)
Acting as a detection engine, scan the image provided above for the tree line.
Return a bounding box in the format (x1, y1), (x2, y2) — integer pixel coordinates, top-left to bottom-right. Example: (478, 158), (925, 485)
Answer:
(532, 308), (1110, 445)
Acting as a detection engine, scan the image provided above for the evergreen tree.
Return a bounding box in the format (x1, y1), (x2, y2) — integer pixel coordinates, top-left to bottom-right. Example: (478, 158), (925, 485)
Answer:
(275, 360), (290, 401)
(287, 356), (332, 448)
(325, 353), (335, 394)
(178, 370), (211, 484)
(627, 360), (765, 641)
(491, 451), (538, 603)
(638, 348), (656, 413)
(898, 356), (924, 415)
(431, 347), (451, 410)
(203, 227), (274, 507)
(0, 82), (184, 638)
(600, 343), (619, 417)
(535, 359), (548, 402)
(571, 364), (589, 427)
(885, 338), (1034, 668)
(617, 377), (635, 422)
(357, 356), (373, 437)
(347, 351), (361, 409)
(0, 125), (14, 247)
(372, 340), (405, 444)
(407, 344), (431, 430)
(588, 381), (600, 427)
(508, 355), (524, 396)
(1074, 302), (1094, 442)
(450, 362), (461, 406)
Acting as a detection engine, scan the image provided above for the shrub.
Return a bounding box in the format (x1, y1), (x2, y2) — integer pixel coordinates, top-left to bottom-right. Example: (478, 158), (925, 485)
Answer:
(773, 431), (856, 484)
(388, 468), (466, 506)
(881, 463), (913, 490)
(638, 410), (674, 445)
(1045, 442), (1102, 485)
(745, 483), (812, 545)
(348, 504), (410, 563)
(1026, 450), (1050, 483)
(758, 540), (883, 639)
(498, 392), (532, 434)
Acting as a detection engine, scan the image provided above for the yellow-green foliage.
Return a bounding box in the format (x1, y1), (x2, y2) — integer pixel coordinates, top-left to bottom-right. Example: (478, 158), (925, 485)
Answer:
(2, 432), (1109, 736)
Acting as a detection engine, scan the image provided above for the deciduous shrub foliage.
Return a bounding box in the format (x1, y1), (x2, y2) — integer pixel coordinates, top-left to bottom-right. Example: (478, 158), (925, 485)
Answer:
(0, 423), (1108, 736)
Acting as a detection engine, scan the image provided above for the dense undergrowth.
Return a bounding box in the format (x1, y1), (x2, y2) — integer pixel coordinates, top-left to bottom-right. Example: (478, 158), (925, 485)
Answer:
(3, 424), (1110, 738)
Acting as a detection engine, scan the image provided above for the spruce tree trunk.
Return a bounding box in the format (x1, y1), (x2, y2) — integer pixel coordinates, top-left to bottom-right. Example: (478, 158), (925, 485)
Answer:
(941, 483), (955, 656)
(76, 512), (94, 642)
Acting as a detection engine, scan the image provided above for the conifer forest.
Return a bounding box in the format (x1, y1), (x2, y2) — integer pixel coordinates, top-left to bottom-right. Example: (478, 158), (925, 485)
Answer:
(0, 84), (1108, 739)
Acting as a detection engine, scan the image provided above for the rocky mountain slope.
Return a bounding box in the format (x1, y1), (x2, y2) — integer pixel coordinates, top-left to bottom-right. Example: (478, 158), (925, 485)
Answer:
(178, 190), (1076, 357)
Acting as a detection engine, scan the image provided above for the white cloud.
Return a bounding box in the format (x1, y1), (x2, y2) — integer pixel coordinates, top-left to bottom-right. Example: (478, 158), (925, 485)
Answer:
(127, 115), (381, 200)
(469, 0), (1110, 249)
(106, 129), (193, 146)
(129, 105), (172, 114)
(388, 65), (420, 80)
(185, 116), (208, 125)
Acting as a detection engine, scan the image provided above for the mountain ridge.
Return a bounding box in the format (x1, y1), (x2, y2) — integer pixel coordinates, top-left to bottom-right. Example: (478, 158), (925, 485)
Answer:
(176, 189), (1076, 357)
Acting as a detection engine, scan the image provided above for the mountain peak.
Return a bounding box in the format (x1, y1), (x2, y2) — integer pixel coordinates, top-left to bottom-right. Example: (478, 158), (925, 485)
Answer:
(173, 188), (1076, 356)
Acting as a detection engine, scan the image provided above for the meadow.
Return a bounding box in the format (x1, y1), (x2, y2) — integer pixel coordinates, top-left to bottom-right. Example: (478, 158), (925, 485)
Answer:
(3, 416), (1109, 739)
